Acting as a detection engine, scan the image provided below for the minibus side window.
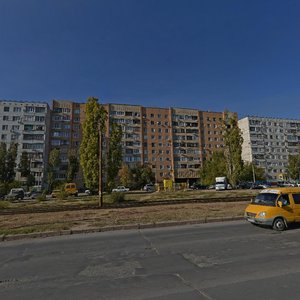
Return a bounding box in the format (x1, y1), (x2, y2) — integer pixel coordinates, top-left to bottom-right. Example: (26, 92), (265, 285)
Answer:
(278, 194), (290, 206)
(292, 194), (300, 204)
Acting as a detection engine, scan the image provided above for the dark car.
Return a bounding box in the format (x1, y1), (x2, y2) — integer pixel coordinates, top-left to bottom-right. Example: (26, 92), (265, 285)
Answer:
(237, 182), (253, 189)
(190, 183), (207, 190)
(5, 188), (25, 200)
(30, 191), (43, 199)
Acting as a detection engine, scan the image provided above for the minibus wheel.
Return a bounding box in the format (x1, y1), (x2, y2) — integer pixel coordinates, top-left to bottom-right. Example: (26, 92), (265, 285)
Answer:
(272, 218), (286, 231)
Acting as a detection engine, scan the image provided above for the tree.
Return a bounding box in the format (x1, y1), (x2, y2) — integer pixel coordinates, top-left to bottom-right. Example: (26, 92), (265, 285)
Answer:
(0, 143), (7, 183)
(66, 150), (79, 182)
(221, 112), (243, 187)
(239, 162), (265, 182)
(199, 151), (226, 185)
(80, 97), (107, 190)
(6, 143), (18, 183)
(287, 154), (300, 180)
(19, 151), (31, 177)
(47, 148), (61, 190)
(106, 122), (123, 191)
(118, 164), (134, 188)
(26, 174), (36, 187)
(131, 163), (155, 189)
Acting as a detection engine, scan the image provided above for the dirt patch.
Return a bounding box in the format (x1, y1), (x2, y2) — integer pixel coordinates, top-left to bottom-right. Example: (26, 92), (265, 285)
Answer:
(0, 201), (248, 235)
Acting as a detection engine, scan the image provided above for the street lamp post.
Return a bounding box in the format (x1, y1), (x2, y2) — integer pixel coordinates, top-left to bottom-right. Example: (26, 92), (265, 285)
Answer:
(98, 124), (103, 207)
(252, 163), (256, 183)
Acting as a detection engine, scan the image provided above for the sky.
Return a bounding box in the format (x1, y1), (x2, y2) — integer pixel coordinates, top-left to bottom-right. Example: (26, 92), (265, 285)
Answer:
(1, 0), (300, 119)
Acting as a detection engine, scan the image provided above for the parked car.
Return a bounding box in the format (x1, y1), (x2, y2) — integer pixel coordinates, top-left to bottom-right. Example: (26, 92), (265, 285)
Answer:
(237, 182), (253, 189)
(64, 183), (78, 196)
(84, 189), (91, 195)
(112, 186), (129, 192)
(30, 191), (43, 199)
(143, 183), (155, 192)
(190, 183), (207, 190)
(249, 181), (270, 189)
(51, 189), (61, 198)
(5, 188), (25, 200)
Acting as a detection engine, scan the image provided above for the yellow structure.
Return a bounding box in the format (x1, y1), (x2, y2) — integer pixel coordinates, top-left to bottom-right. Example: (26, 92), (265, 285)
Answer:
(163, 179), (173, 191)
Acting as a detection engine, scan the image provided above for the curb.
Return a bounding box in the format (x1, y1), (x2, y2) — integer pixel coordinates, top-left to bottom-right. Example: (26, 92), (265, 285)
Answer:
(1, 216), (244, 242)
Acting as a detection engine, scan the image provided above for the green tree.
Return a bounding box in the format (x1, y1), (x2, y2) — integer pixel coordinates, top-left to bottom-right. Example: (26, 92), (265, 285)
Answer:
(6, 143), (18, 183)
(48, 148), (61, 191)
(239, 162), (265, 182)
(118, 164), (134, 188)
(80, 97), (107, 190)
(26, 174), (36, 187)
(287, 154), (300, 180)
(222, 112), (243, 188)
(0, 143), (7, 182)
(66, 150), (79, 182)
(131, 163), (155, 189)
(199, 151), (226, 185)
(19, 151), (31, 177)
(106, 122), (123, 191)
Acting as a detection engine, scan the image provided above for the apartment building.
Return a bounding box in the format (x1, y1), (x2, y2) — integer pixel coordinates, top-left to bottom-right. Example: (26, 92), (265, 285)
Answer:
(0, 100), (50, 186)
(49, 100), (85, 186)
(0, 99), (231, 187)
(239, 116), (300, 180)
(106, 103), (228, 184)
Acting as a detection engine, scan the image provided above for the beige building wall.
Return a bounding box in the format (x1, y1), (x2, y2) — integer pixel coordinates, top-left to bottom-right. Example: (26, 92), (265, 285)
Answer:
(50, 100), (233, 186)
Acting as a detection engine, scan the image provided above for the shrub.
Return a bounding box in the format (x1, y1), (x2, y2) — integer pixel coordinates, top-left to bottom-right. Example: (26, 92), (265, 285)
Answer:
(36, 192), (47, 202)
(110, 192), (125, 203)
(57, 190), (68, 201)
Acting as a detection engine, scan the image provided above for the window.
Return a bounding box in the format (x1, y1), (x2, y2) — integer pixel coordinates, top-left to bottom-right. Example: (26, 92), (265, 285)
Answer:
(4, 106), (9, 112)
(278, 194), (290, 206)
(13, 107), (21, 112)
(35, 107), (45, 113)
(25, 106), (35, 112)
(2, 125), (8, 130)
(3, 116), (9, 121)
(292, 194), (300, 204)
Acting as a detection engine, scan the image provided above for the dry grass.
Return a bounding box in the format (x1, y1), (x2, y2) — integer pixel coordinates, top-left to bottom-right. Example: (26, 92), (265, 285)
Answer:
(0, 201), (249, 235)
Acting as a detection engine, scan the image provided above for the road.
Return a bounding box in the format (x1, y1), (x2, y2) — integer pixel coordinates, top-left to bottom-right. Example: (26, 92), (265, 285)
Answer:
(1, 221), (300, 299)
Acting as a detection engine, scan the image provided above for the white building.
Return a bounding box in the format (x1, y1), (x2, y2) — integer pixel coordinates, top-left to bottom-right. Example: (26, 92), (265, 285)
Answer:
(239, 116), (300, 180)
(0, 100), (50, 186)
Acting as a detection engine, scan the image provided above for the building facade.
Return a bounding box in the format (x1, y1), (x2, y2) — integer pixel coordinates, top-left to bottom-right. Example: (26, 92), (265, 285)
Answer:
(106, 103), (228, 185)
(239, 116), (300, 180)
(49, 100), (85, 186)
(0, 99), (232, 188)
(0, 100), (50, 186)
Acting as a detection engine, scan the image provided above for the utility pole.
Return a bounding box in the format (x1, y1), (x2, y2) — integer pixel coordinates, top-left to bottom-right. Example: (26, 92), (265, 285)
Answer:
(252, 163), (256, 183)
(98, 124), (103, 207)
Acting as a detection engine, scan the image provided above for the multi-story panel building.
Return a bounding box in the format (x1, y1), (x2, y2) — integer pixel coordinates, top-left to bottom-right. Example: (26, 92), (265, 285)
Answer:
(0, 100), (50, 186)
(239, 116), (300, 180)
(42, 99), (231, 187)
(141, 107), (173, 183)
(50, 100), (85, 185)
(106, 103), (228, 184)
(105, 104), (143, 168)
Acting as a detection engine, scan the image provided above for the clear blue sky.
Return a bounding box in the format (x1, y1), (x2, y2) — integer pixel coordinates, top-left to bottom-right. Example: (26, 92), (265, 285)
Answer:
(1, 0), (300, 119)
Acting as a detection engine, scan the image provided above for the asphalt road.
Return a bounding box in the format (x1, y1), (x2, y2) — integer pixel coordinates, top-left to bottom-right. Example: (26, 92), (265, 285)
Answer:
(1, 221), (300, 299)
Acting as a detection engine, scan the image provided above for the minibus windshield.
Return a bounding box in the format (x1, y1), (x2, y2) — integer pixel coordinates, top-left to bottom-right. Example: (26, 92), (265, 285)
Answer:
(252, 193), (278, 206)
